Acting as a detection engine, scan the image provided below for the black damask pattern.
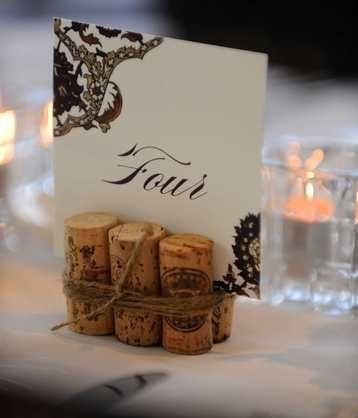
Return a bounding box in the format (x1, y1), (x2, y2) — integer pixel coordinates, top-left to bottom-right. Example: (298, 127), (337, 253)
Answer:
(214, 213), (260, 298)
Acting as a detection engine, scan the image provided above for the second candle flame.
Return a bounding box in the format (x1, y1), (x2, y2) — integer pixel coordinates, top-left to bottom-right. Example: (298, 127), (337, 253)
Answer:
(40, 101), (53, 148)
(305, 182), (314, 201)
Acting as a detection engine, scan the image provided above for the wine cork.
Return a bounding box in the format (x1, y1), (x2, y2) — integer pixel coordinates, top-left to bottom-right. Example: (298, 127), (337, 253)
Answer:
(212, 296), (235, 343)
(109, 222), (167, 346)
(64, 212), (120, 335)
(160, 234), (214, 355)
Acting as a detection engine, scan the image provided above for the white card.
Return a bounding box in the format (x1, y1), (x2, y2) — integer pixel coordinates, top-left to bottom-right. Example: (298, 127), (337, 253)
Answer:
(53, 18), (266, 296)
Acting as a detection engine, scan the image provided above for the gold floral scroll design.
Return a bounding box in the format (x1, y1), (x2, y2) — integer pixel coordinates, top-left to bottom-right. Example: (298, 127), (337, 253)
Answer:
(53, 19), (163, 137)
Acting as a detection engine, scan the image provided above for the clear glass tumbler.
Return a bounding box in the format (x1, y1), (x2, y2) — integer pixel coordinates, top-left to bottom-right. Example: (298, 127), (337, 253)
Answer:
(261, 138), (358, 314)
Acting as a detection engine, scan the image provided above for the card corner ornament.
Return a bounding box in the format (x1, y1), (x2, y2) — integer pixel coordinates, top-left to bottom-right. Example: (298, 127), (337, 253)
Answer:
(53, 18), (163, 137)
(214, 212), (261, 298)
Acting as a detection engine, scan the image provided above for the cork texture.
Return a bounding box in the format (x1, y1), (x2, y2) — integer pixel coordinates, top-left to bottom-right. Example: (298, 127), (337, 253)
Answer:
(109, 222), (167, 346)
(212, 296), (235, 343)
(64, 212), (119, 335)
(160, 234), (214, 355)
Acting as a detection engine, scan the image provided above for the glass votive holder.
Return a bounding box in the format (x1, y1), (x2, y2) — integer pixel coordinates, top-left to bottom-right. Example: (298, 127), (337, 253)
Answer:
(311, 262), (353, 315)
(261, 138), (358, 314)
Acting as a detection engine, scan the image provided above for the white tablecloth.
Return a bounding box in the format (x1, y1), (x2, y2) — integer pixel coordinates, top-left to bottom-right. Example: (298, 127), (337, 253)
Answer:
(1, 250), (357, 418)
(1, 17), (358, 418)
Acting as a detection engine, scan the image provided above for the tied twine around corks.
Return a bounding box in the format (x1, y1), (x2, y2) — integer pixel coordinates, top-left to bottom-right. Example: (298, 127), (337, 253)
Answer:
(51, 227), (234, 332)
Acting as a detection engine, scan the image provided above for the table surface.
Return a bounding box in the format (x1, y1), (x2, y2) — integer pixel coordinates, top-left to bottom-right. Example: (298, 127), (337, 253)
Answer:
(1, 250), (357, 418)
(1, 18), (358, 418)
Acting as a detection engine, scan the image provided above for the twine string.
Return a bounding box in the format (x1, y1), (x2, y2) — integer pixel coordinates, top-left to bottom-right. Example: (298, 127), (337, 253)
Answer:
(52, 228), (150, 331)
(51, 227), (234, 332)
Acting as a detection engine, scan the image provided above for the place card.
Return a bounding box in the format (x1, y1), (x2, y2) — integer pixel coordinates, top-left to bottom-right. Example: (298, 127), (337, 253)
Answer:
(53, 18), (267, 297)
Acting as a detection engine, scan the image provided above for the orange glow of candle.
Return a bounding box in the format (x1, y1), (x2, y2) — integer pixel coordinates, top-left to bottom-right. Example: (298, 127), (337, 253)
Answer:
(284, 179), (334, 223)
(286, 142), (302, 170)
(0, 109), (16, 165)
(40, 100), (53, 147)
(287, 153), (302, 170)
(284, 145), (334, 223)
(304, 148), (324, 171)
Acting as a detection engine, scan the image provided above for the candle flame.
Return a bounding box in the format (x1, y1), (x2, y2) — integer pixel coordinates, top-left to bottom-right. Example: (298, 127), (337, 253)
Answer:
(305, 182), (314, 201)
(40, 100), (53, 147)
(0, 109), (16, 165)
(285, 145), (333, 222)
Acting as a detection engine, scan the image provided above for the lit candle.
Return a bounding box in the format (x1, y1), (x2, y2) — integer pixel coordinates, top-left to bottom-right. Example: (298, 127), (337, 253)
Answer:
(284, 147), (334, 223)
(284, 180), (334, 223)
(0, 108), (16, 165)
(40, 100), (53, 148)
(279, 146), (334, 302)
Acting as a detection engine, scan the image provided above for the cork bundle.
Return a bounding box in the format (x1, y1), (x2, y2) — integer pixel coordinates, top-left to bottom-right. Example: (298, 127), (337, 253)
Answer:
(61, 212), (235, 355)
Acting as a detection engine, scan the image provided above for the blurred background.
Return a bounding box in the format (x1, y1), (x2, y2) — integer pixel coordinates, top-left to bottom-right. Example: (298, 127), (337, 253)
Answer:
(1, 3), (358, 417)
(0, 0), (358, 252)
(1, 1), (358, 86)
